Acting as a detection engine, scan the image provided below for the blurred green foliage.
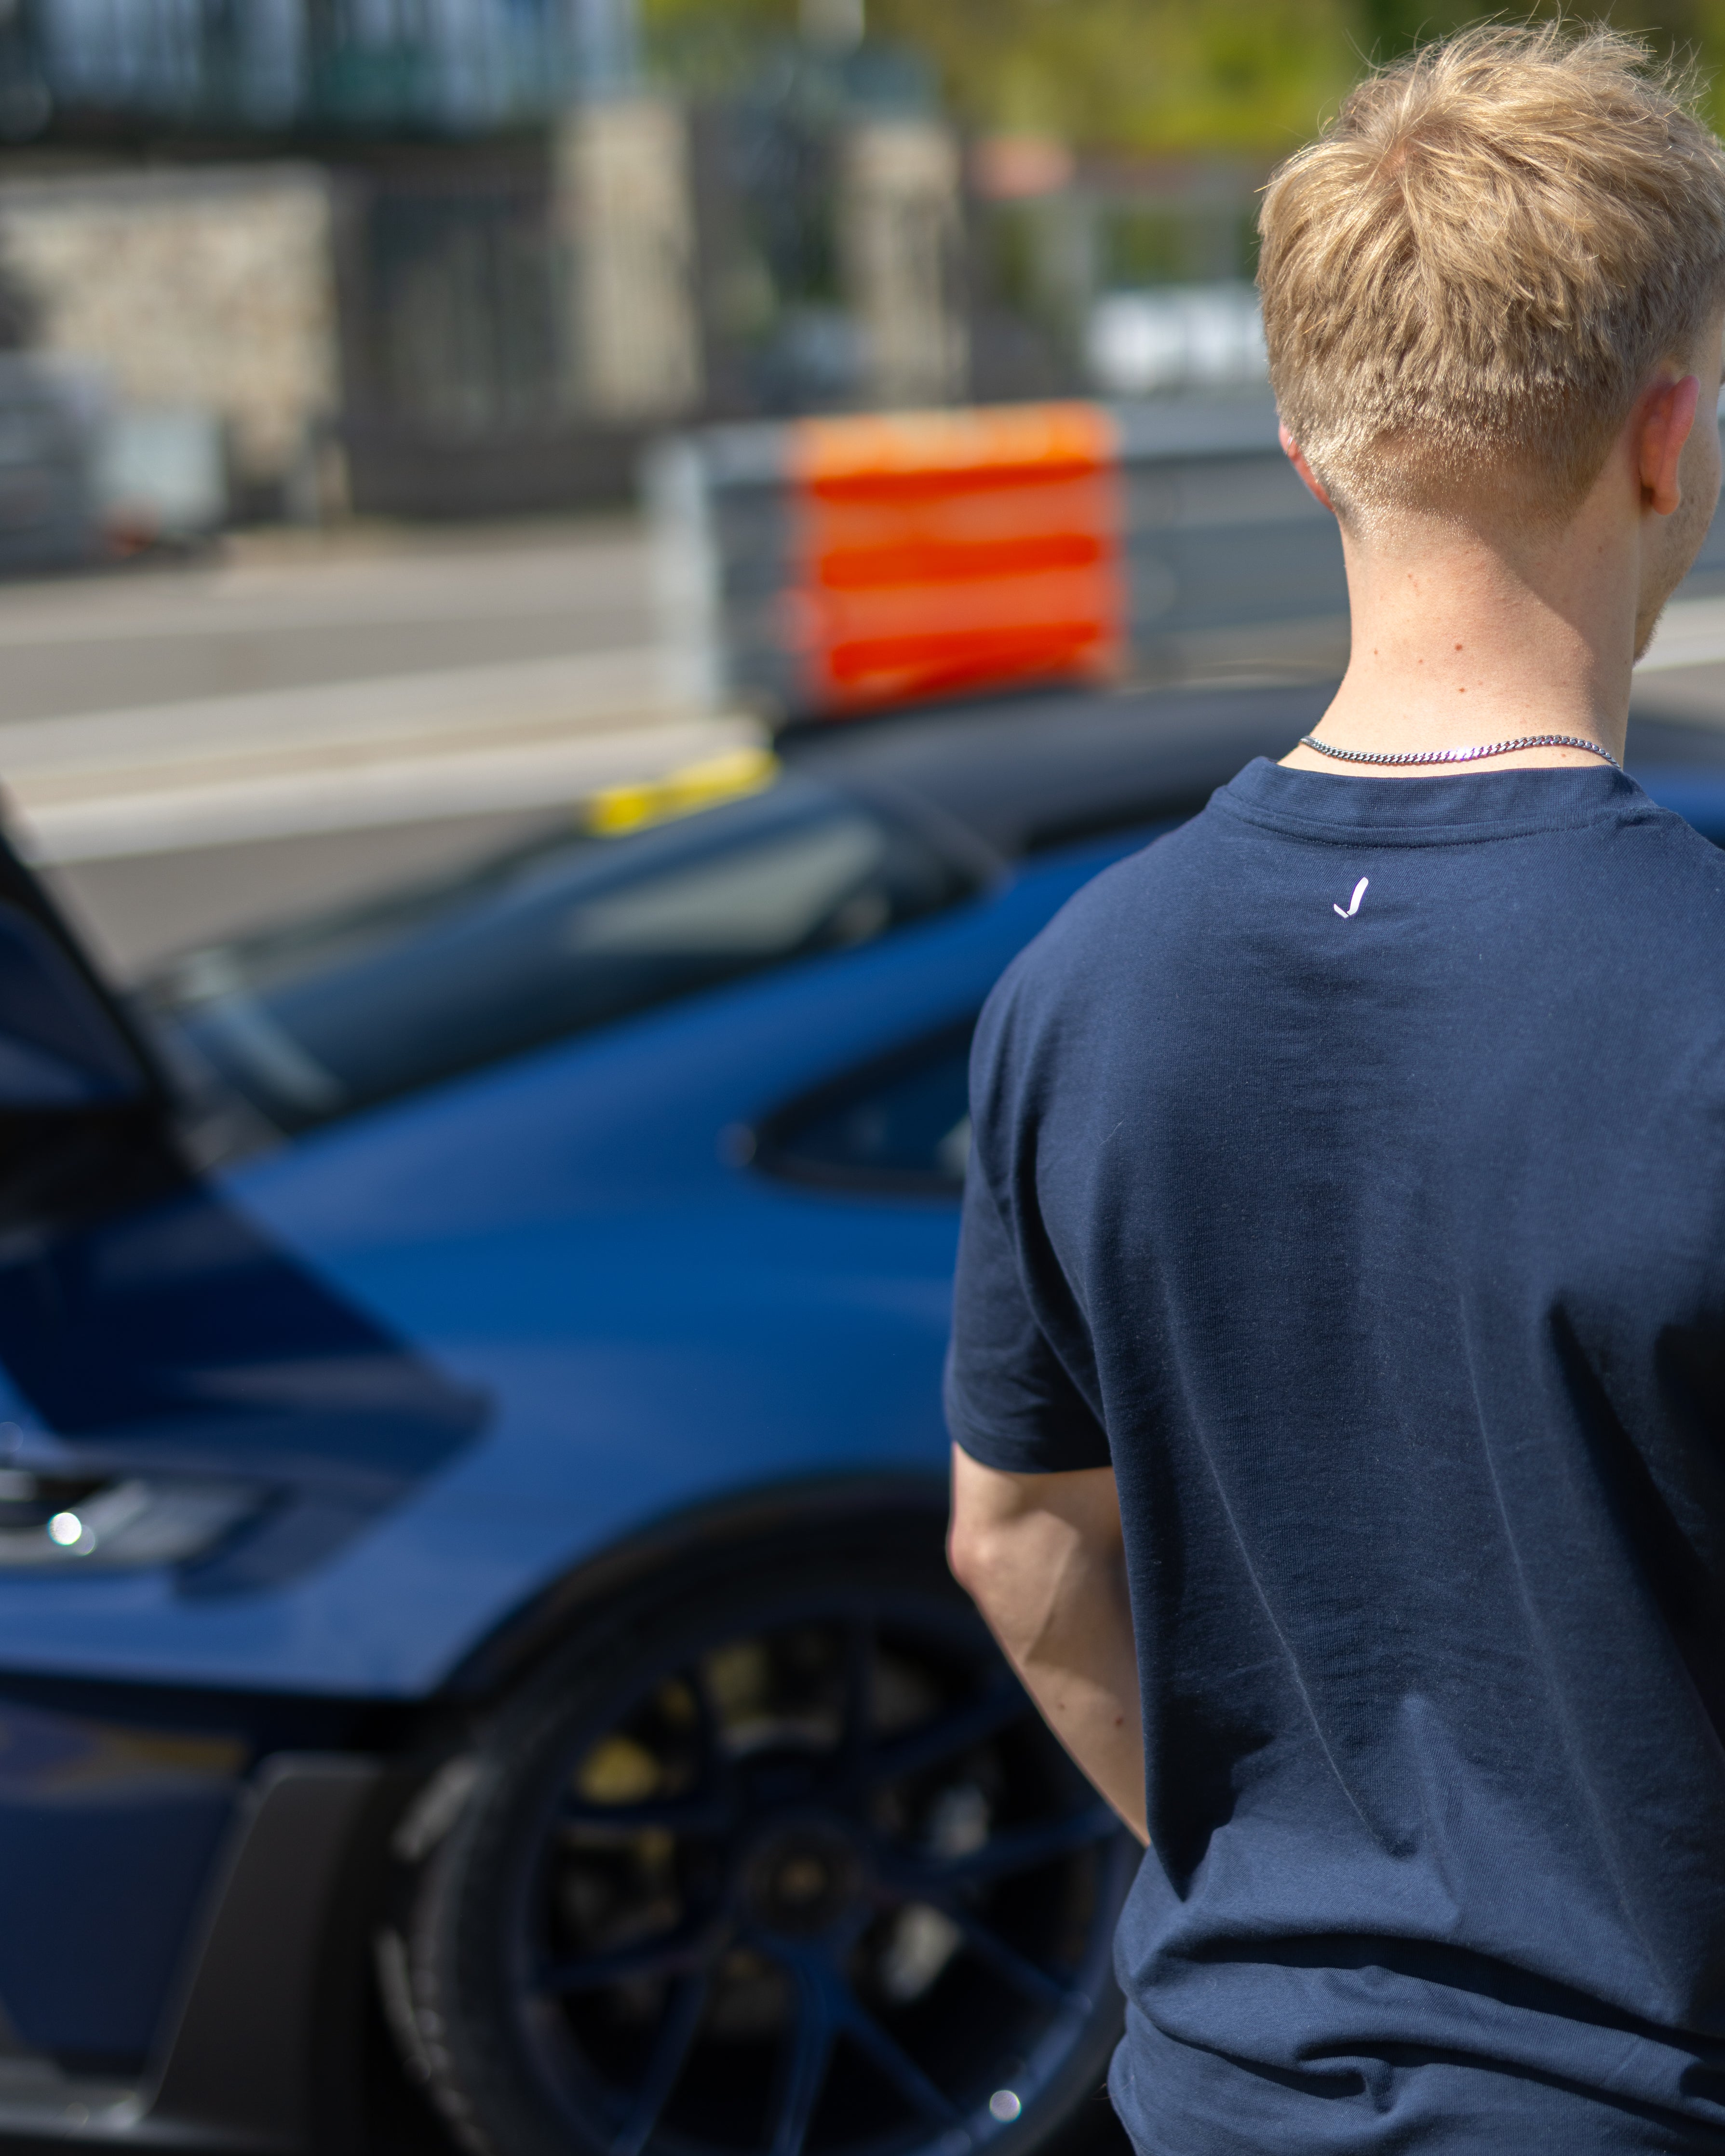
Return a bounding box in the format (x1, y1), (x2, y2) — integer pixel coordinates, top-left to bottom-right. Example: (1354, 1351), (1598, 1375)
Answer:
(640, 0), (1725, 154)
(865, 0), (1357, 154)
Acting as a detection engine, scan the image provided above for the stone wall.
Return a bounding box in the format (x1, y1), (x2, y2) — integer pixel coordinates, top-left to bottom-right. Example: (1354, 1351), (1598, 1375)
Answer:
(0, 164), (341, 493)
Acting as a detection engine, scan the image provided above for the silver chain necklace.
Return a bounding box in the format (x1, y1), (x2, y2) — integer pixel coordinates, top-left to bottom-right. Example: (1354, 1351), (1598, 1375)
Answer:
(1298, 732), (1619, 770)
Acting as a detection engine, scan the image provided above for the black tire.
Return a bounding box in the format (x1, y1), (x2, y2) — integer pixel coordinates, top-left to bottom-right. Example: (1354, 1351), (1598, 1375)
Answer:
(389, 1517), (1134, 2156)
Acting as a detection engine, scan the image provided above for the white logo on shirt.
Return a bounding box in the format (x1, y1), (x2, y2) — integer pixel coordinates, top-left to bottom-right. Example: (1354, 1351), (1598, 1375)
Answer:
(1334, 877), (1369, 919)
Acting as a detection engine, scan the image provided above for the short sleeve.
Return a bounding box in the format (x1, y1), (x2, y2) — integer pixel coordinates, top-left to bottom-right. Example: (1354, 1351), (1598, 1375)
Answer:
(943, 1011), (1111, 1475)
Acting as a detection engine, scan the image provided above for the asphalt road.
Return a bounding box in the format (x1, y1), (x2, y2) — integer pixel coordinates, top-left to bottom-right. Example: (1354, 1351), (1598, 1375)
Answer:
(0, 516), (655, 723)
(0, 513), (746, 978)
(9, 518), (1725, 984)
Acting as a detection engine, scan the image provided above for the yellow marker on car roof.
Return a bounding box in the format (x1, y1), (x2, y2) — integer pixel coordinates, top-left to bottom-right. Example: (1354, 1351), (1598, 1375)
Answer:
(583, 744), (780, 837)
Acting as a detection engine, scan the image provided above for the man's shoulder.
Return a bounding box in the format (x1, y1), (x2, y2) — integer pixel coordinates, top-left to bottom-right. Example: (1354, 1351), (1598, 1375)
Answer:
(1027, 798), (1231, 951)
(978, 813), (1218, 1050)
(981, 780), (1725, 1054)
(1606, 792), (1725, 955)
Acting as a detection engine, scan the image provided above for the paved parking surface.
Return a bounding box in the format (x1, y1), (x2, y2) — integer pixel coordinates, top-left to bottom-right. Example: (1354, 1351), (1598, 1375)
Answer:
(11, 524), (1725, 981)
(0, 516), (655, 723)
(0, 515), (745, 974)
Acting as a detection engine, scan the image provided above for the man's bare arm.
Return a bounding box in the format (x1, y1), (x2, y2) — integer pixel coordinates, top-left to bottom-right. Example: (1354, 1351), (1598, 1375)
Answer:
(947, 1444), (1147, 1845)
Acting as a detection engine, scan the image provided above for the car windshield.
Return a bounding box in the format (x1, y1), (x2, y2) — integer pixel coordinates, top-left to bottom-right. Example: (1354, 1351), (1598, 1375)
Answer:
(145, 774), (978, 1133)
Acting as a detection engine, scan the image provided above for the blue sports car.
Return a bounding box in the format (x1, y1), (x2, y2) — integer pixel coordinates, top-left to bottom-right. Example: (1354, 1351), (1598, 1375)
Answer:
(0, 685), (1719, 2156)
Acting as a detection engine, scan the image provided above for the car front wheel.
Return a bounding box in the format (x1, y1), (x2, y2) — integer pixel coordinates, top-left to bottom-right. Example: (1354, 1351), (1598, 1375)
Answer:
(386, 1518), (1135, 2156)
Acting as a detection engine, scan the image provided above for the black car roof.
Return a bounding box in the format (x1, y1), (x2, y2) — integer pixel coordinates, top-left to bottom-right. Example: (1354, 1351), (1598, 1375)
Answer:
(782, 684), (1725, 860)
(781, 682), (1332, 859)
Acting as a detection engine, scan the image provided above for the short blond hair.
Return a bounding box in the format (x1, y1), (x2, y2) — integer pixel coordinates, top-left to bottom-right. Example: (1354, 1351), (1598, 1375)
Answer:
(1259, 24), (1725, 520)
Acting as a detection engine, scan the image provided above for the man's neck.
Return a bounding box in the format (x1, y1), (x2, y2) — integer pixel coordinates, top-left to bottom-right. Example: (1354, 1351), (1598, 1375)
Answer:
(1281, 500), (1640, 775)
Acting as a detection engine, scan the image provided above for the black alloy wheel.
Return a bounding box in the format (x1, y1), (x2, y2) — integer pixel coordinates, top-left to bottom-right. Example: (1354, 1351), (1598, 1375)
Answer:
(391, 1525), (1135, 2156)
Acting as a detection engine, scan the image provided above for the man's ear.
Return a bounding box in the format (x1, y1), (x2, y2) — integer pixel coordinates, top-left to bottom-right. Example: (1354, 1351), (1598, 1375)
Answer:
(1280, 422), (1336, 512)
(1639, 373), (1701, 516)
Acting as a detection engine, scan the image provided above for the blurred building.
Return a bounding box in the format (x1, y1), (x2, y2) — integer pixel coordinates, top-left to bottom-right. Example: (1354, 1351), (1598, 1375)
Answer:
(0, 1), (1263, 532)
(5, 0), (603, 136)
(0, 0), (973, 523)
(964, 136), (1268, 406)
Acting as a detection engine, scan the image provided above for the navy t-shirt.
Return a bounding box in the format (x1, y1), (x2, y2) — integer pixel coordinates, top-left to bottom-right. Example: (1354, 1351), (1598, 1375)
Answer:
(945, 759), (1725, 2154)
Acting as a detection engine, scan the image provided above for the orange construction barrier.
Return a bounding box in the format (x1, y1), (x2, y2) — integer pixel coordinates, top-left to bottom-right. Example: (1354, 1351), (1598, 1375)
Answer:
(651, 394), (1349, 726)
(788, 404), (1126, 715)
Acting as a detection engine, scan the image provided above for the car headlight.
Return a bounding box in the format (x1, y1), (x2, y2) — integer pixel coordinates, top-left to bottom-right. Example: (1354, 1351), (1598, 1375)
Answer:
(0, 1467), (265, 1569)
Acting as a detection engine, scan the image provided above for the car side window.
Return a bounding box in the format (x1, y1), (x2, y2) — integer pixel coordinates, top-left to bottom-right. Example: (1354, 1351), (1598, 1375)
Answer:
(152, 778), (979, 1135)
(752, 1021), (975, 1198)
